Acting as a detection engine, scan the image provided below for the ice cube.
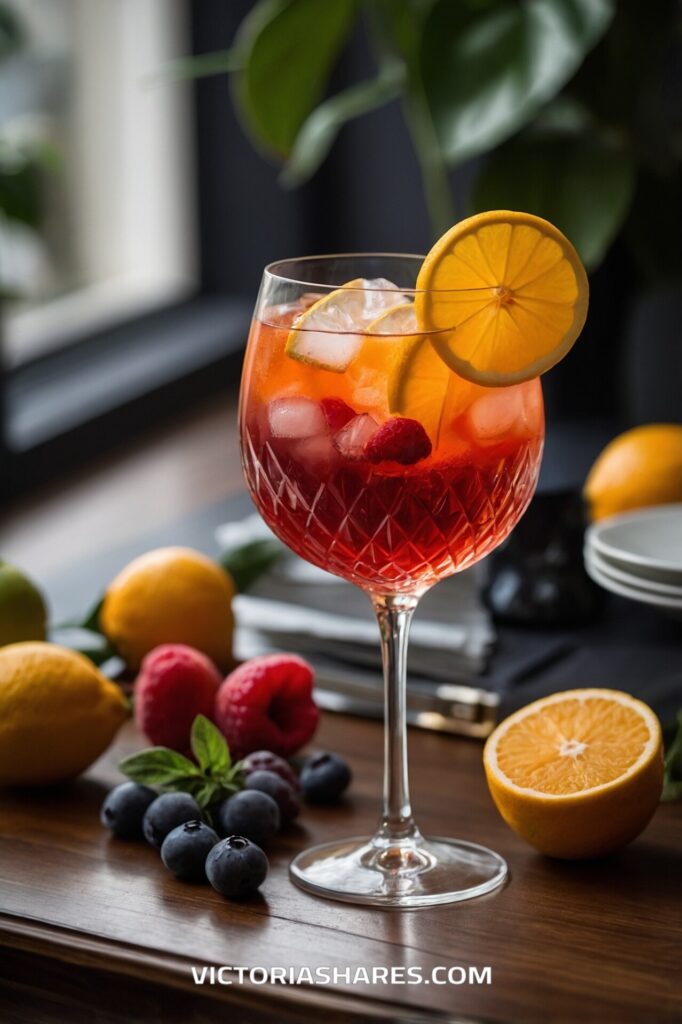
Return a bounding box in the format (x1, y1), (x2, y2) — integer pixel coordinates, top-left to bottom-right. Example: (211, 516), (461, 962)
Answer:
(356, 279), (410, 325)
(268, 397), (328, 439)
(288, 280), (410, 372)
(467, 389), (526, 442)
(333, 413), (379, 460)
(291, 433), (338, 473)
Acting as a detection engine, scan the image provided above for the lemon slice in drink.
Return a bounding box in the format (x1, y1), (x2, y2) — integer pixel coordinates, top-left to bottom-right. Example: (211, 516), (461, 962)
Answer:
(415, 210), (589, 387)
(286, 279), (408, 372)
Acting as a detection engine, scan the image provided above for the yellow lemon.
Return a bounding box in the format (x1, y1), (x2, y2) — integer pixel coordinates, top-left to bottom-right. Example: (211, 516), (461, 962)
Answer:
(0, 642), (128, 786)
(584, 424), (682, 521)
(0, 560), (47, 647)
(483, 689), (663, 859)
(415, 210), (589, 386)
(101, 547), (235, 671)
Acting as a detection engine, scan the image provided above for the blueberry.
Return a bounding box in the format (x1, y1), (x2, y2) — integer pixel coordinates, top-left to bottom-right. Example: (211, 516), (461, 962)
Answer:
(142, 792), (202, 849)
(100, 782), (157, 839)
(216, 790), (280, 846)
(241, 750), (299, 791)
(244, 770), (300, 822)
(160, 820), (219, 881)
(300, 752), (351, 804)
(206, 836), (268, 898)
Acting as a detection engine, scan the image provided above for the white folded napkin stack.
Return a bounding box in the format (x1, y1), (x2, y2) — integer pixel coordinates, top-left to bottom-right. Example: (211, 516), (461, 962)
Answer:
(217, 515), (496, 682)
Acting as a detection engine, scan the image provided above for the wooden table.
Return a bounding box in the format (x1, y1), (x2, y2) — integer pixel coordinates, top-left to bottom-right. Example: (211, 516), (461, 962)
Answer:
(0, 714), (680, 1024)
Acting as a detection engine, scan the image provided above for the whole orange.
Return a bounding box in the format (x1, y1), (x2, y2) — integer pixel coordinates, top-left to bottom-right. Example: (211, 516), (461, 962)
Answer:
(100, 547), (235, 671)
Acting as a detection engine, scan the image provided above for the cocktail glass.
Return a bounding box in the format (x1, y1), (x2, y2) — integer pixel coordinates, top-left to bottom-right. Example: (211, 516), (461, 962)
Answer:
(239, 255), (544, 907)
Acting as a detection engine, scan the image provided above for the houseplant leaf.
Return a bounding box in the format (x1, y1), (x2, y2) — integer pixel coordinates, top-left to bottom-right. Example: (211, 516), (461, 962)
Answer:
(232, 0), (358, 157)
(421, 0), (615, 166)
(473, 131), (635, 269)
(281, 57), (404, 186)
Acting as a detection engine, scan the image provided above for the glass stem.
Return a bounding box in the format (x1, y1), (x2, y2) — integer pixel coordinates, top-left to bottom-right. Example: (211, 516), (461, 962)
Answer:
(371, 593), (421, 847)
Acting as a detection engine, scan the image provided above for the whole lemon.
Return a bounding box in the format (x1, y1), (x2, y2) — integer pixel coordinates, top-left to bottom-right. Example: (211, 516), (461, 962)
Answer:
(0, 561), (47, 647)
(0, 642), (128, 786)
(584, 423), (682, 521)
(100, 547), (235, 671)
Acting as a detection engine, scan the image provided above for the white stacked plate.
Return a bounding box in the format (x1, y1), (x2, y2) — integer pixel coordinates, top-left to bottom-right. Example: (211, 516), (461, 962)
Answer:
(584, 503), (682, 616)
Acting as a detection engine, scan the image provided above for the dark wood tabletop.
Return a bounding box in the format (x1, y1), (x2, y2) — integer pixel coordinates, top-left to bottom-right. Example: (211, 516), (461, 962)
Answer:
(0, 712), (680, 1024)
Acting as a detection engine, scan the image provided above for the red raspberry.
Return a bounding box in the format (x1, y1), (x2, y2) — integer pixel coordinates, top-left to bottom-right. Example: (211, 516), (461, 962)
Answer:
(214, 654), (319, 760)
(364, 417), (432, 465)
(319, 397), (356, 432)
(134, 644), (222, 751)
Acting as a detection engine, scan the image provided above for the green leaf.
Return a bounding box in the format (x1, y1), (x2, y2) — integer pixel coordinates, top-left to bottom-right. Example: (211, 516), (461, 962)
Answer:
(662, 711), (682, 803)
(281, 58), (405, 186)
(0, 3), (26, 61)
(155, 48), (244, 83)
(80, 595), (104, 634)
(0, 157), (43, 227)
(420, 0), (615, 166)
(473, 131), (635, 269)
(220, 538), (284, 592)
(190, 715), (231, 777)
(118, 748), (201, 786)
(232, 0), (358, 156)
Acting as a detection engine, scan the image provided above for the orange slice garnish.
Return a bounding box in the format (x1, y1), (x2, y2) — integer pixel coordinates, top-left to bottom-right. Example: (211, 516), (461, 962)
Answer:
(415, 210), (589, 386)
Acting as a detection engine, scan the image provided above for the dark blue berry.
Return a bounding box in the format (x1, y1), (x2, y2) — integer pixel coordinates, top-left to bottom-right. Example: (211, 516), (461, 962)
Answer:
(300, 752), (351, 804)
(143, 792), (202, 849)
(241, 750), (299, 791)
(216, 790), (280, 846)
(100, 782), (157, 839)
(244, 770), (300, 822)
(160, 820), (219, 881)
(206, 836), (268, 898)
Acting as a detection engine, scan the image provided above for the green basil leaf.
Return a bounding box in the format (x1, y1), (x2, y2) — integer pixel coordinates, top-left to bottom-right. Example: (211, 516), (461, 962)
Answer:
(190, 715), (231, 776)
(421, 0), (615, 165)
(220, 538), (284, 592)
(232, 0), (358, 156)
(281, 58), (405, 186)
(473, 131), (635, 269)
(118, 748), (201, 786)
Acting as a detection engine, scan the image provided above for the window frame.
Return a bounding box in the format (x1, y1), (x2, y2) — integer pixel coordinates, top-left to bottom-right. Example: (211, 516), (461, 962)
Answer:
(1, 0), (256, 501)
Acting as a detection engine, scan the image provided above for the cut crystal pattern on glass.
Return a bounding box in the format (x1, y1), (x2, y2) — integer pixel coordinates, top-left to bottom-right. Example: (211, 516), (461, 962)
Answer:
(244, 432), (543, 594)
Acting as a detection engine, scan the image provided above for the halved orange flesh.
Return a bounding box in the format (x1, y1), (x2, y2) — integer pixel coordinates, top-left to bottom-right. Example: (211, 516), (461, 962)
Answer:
(483, 688), (663, 859)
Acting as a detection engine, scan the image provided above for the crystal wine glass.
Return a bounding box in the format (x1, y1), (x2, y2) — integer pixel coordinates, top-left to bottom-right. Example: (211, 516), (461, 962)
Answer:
(239, 255), (544, 907)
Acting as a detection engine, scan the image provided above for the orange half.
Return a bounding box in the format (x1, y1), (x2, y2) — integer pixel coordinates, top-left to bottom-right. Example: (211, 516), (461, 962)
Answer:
(483, 688), (663, 859)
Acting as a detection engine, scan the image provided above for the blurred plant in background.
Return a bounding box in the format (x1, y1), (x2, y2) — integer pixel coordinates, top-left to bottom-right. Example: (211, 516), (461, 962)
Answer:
(176, 0), (682, 278)
(0, 2), (59, 301)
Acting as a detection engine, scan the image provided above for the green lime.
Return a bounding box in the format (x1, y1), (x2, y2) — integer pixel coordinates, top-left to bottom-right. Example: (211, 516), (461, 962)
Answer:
(0, 560), (48, 646)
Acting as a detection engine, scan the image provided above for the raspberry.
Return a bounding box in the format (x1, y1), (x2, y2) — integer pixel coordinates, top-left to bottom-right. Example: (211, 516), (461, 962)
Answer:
(333, 414), (379, 460)
(319, 397), (356, 432)
(134, 644), (222, 751)
(364, 417), (432, 465)
(214, 654), (319, 760)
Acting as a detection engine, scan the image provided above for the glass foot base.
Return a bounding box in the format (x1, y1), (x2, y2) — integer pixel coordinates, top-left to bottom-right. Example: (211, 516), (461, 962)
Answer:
(289, 835), (508, 908)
